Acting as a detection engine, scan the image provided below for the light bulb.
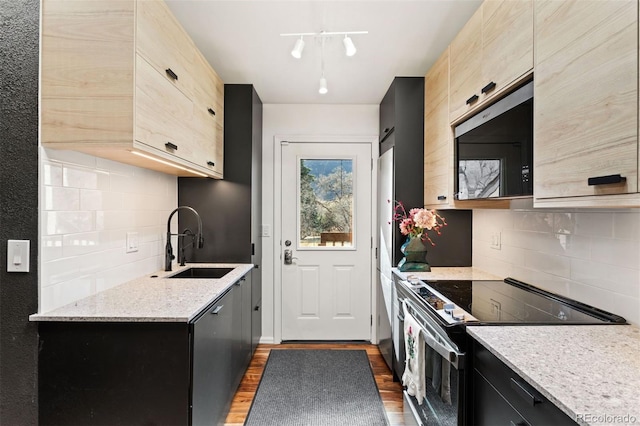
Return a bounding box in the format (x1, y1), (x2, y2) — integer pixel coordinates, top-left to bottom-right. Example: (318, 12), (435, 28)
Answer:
(319, 77), (328, 94)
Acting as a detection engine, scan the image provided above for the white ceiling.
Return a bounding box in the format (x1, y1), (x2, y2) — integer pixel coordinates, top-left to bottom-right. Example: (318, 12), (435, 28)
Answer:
(165, 0), (482, 105)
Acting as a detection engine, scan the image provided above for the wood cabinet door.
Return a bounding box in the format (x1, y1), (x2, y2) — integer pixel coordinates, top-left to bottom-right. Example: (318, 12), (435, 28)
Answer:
(40, 0), (135, 146)
(481, 0), (533, 99)
(449, 6), (483, 122)
(136, 0), (196, 99)
(191, 51), (224, 177)
(135, 55), (196, 162)
(424, 48), (453, 207)
(534, 0), (638, 200)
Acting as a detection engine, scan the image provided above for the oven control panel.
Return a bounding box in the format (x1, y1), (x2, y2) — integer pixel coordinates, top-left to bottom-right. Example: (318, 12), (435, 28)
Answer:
(401, 279), (477, 324)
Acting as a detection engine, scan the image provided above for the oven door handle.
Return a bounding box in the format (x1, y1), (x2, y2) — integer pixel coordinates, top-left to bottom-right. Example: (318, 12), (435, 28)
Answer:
(423, 331), (464, 369)
(403, 298), (465, 369)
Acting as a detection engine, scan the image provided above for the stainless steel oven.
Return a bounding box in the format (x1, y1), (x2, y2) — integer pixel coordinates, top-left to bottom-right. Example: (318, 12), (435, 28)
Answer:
(392, 270), (626, 426)
(396, 287), (466, 426)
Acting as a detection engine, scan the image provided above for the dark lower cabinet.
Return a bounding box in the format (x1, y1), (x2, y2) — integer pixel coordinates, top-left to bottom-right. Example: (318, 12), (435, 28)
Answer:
(251, 268), (262, 355)
(192, 288), (235, 426)
(39, 272), (258, 426)
(472, 340), (577, 426)
(235, 273), (253, 388)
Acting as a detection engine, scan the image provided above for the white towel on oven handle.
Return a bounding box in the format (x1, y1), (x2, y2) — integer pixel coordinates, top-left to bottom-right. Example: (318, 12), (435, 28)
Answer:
(401, 301), (426, 405)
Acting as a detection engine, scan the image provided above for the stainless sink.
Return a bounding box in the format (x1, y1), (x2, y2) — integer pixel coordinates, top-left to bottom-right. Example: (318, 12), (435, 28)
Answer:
(168, 267), (234, 279)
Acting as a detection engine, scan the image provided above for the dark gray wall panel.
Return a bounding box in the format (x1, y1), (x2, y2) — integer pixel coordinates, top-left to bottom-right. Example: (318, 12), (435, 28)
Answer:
(0, 0), (40, 423)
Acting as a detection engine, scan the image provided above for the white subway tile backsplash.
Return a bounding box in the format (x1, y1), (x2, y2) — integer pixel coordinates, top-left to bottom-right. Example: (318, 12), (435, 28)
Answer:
(62, 231), (110, 258)
(39, 147), (177, 312)
(42, 161), (63, 186)
(613, 212), (640, 241)
(42, 186), (80, 211)
(570, 258), (640, 298)
(41, 235), (63, 262)
(573, 212), (614, 238)
(63, 165), (109, 190)
(523, 251), (571, 278)
(591, 237), (640, 269)
(474, 208), (640, 326)
(42, 211), (95, 235)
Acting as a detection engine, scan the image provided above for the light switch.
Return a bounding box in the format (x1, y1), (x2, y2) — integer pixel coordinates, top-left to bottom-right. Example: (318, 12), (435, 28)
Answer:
(261, 224), (271, 237)
(7, 240), (30, 272)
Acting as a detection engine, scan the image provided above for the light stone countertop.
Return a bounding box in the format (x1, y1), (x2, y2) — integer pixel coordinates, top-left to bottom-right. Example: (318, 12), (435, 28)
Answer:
(29, 263), (254, 323)
(392, 266), (502, 281)
(467, 325), (640, 426)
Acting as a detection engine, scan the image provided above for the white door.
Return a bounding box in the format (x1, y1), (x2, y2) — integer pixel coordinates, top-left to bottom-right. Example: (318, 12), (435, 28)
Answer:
(280, 141), (372, 341)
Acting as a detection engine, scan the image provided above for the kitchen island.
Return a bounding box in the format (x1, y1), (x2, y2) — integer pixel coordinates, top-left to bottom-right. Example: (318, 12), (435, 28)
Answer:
(30, 263), (257, 426)
(468, 325), (640, 426)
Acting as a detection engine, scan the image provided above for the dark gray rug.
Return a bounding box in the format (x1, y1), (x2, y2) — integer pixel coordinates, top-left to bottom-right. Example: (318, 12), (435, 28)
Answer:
(244, 349), (389, 426)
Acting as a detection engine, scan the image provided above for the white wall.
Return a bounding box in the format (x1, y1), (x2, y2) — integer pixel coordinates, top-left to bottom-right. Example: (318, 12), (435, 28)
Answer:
(473, 205), (640, 325)
(261, 104), (379, 342)
(39, 148), (177, 312)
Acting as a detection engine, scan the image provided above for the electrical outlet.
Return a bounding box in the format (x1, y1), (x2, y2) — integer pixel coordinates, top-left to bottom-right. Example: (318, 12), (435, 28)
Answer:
(490, 232), (501, 250)
(126, 232), (139, 253)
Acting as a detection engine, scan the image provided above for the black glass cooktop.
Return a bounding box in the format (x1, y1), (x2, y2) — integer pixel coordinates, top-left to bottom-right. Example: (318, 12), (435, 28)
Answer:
(419, 278), (626, 324)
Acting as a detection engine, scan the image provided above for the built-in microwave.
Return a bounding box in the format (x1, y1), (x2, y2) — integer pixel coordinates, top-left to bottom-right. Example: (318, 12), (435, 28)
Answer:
(454, 80), (533, 200)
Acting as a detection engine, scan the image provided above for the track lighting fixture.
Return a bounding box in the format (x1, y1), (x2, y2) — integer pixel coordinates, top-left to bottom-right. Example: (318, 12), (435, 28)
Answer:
(291, 36), (304, 59)
(280, 30), (367, 94)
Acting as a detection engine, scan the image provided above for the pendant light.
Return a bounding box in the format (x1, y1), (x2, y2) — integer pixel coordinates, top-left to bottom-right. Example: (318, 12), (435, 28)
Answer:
(319, 76), (328, 94)
(318, 36), (328, 94)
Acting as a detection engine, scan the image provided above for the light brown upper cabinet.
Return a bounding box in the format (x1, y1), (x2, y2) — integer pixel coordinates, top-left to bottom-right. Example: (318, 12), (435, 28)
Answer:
(424, 47), (510, 210)
(424, 48), (453, 208)
(534, 0), (638, 207)
(449, 0), (533, 123)
(41, 0), (224, 178)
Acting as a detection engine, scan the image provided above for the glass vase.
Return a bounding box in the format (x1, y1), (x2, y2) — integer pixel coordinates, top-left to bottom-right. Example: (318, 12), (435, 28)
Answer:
(397, 235), (431, 272)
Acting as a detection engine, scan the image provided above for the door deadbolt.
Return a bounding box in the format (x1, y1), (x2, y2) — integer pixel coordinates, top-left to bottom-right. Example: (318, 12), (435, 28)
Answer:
(285, 240), (292, 247)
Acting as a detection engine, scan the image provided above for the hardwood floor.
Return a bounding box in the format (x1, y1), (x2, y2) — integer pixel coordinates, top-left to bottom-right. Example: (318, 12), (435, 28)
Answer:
(224, 343), (405, 426)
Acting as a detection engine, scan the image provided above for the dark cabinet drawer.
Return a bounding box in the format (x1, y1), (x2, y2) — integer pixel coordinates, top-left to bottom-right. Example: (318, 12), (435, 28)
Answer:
(473, 340), (576, 426)
(473, 369), (529, 426)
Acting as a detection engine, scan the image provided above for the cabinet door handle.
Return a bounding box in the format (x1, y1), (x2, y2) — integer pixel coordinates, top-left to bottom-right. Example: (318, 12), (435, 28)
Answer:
(437, 195), (447, 201)
(207, 107), (216, 116)
(207, 161), (215, 167)
(165, 68), (178, 81)
(210, 305), (224, 315)
(165, 142), (178, 151)
(466, 94), (479, 105)
(510, 378), (542, 406)
(481, 81), (496, 94)
(254, 305), (260, 311)
(587, 174), (626, 186)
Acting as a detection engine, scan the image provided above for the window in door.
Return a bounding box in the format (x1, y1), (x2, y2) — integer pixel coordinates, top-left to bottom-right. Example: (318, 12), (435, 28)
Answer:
(298, 158), (354, 248)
